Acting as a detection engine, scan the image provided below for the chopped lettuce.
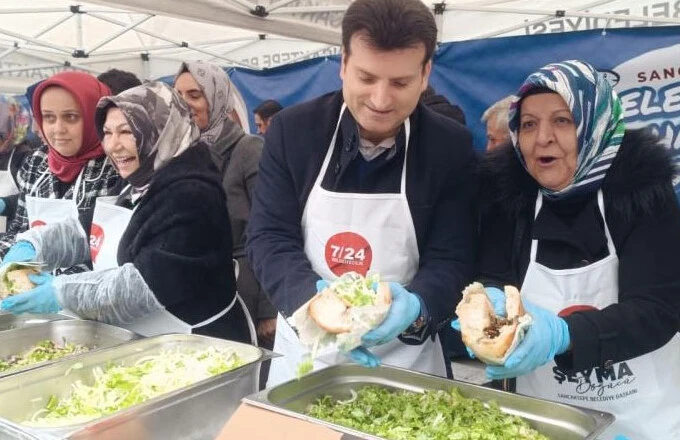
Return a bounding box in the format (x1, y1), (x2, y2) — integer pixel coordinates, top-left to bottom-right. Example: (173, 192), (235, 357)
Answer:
(307, 386), (549, 440)
(26, 346), (244, 427)
(331, 272), (381, 307)
(0, 340), (88, 374)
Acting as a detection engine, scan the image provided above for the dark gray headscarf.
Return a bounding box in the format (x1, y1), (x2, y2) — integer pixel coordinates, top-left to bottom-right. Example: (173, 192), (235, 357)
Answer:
(176, 61), (235, 144)
(95, 81), (200, 192)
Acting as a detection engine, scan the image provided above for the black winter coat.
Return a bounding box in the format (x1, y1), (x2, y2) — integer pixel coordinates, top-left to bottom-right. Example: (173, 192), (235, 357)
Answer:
(118, 144), (250, 343)
(476, 129), (680, 373)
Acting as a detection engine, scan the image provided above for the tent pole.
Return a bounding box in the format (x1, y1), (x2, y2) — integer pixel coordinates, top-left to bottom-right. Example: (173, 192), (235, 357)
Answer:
(0, 27), (72, 54)
(267, 0), (307, 13)
(0, 13), (73, 61)
(86, 15), (154, 55)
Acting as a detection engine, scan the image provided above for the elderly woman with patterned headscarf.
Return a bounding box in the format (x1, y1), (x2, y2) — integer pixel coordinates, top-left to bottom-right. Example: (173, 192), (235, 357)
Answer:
(0, 82), (251, 344)
(174, 61), (277, 353)
(452, 60), (680, 439)
(0, 95), (33, 230)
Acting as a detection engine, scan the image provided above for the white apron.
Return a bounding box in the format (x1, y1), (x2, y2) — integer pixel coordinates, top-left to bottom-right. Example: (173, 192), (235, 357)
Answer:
(25, 168), (83, 229)
(89, 192), (255, 340)
(90, 193), (132, 271)
(517, 190), (680, 440)
(268, 104), (446, 387)
(0, 148), (20, 233)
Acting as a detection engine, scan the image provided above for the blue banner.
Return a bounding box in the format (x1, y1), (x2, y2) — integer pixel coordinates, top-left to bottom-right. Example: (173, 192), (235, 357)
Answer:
(228, 25), (680, 194)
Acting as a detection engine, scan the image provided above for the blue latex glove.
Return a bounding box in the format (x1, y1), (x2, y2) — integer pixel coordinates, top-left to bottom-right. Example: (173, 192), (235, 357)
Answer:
(451, 286), (507, 332)
(362, 282), (421, 346)
(486, 300), (570, 380)
(613, 436), (631, 440)
(450, 287), (507, 359)
(316, 279), (330, 292)
(0, 198), (6, 215)
(2, 241), (37, 264)
(348, 283), (421, 368)
(0, 273), (61, 314)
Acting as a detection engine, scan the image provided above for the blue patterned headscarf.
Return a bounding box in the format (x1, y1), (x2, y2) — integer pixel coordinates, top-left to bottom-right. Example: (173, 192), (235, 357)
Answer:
(508, 60), (626, 199)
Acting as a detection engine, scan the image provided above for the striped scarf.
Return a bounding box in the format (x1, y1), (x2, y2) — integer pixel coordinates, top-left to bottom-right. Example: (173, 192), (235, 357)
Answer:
(508, 60), (626, 200)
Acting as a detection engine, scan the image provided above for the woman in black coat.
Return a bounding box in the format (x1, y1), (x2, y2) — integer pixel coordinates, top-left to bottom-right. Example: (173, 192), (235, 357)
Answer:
(0, 82), (250, 344)
(457, 60), (680, 439)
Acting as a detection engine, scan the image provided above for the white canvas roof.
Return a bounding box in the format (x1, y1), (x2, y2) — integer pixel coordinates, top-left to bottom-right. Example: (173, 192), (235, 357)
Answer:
(0, 0), (679, 93)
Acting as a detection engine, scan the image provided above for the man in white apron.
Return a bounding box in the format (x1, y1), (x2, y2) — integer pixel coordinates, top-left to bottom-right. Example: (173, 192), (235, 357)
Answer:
(247, 0), (477, 387)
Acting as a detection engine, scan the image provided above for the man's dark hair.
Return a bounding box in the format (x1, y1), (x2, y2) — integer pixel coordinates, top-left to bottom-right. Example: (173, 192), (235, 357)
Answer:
(97, 69), (142, 95)
(342, 0), (437, 65)
(254, 100), (283, 120)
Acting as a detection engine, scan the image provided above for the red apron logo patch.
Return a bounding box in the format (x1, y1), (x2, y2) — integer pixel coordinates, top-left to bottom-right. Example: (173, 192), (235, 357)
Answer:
(30, 220), (46, 228)
(325, 232), (372, 277)
(90, 223), (104, 263)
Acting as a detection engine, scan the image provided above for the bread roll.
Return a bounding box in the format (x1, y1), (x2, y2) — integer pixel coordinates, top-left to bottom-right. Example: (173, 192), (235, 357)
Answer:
(308, 281), (392, 334)
(0, 268), (38, 299)
(455, 282), (530, 365)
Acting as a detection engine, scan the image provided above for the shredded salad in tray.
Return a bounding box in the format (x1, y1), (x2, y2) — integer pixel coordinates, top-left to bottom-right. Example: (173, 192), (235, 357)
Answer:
(0, 340), (88, 374)
(26, 346), (245, 427)
(307, 386), (549, 440)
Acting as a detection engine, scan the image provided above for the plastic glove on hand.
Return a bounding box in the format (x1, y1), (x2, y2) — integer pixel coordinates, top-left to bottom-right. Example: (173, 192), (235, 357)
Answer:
(348, 346), (381, 368)
(451, 286), (507, 331)
(450, 286), (506, 359)
(0, 198), (6, 215)
(613, 436), (631, 440)
(0, 273), (60, 314)
(316, 279), (331, 292)
(2, 241), (36, 265)
(486, 300), (570, 380)
(361, 282), (421, 347)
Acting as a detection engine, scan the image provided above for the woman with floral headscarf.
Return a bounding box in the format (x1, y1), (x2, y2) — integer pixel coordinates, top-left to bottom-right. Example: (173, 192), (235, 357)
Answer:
(0, 95), (33, 231)
(453, 60), (680, 439)
(0, 82), (251, 344)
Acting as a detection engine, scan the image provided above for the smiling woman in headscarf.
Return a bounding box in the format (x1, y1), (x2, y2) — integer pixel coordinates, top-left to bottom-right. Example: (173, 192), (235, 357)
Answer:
(1, 82), (251, 344)
(174, 61), (276, 355)
(454, 60), (680, 439)
(0, 95), (33, 231)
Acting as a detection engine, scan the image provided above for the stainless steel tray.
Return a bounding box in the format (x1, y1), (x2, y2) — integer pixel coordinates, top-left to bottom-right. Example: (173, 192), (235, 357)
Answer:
(0, 320), (138, 379)
(0, 334), (271, 440)
(245, 364), (615, 440)
(0, 313), (72, 333)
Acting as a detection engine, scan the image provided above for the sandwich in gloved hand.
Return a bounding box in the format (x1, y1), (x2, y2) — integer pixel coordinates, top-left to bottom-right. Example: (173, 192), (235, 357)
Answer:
(455, 282), (532, 365)
(292, 272), (393, 354)
(0, 264), (41, 299)
(308, 279), (392, 334)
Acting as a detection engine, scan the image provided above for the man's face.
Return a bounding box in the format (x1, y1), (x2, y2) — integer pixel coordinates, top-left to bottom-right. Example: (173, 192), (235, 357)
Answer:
(486, 118), (511, 151)
(340, 33), (430, 144)
(254, 113), (269, 135)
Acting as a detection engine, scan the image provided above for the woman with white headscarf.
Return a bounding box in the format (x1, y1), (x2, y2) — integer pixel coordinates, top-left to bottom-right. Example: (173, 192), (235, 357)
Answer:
(175, 61), (277, 350)
(1, 82), (250, 343)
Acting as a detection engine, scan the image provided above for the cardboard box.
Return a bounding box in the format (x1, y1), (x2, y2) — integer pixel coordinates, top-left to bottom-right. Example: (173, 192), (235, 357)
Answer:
(216, 402), (358, 440)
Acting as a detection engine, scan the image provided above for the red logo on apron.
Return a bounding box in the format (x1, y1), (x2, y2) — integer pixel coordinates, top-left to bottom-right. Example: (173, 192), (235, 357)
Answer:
(558, 304), (598, 317)
(90, 223), (104, 263)
(30, 220), (46, 228)
(325, 232), (372, 277)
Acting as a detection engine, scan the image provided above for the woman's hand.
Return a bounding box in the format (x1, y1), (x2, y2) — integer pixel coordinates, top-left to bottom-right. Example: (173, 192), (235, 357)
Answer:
(485, 300), (570, 379)
(0, 273), (60, 314)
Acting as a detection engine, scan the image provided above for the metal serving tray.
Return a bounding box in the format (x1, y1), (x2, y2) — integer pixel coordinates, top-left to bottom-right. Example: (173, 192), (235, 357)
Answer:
(0, 320), (138, 379)
(0, 313), (72, 333)
(0, 334), (270, 440)
(245, 364), (615, 440)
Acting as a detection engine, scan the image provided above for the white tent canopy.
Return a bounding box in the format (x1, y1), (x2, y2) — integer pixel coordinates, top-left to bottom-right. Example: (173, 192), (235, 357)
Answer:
(0, 0), (679, 93)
